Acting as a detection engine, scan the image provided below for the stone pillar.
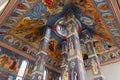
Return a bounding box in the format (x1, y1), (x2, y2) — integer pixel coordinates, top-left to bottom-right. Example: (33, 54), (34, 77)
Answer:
(82, 29), (105, 80)
(66, 17), (87, 80)
(61, 41), (69, 80)
(32, 27), (51, 80)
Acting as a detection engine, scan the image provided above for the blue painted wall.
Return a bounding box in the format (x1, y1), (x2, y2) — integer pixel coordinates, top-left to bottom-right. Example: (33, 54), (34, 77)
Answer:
(0, 46), (35, 80)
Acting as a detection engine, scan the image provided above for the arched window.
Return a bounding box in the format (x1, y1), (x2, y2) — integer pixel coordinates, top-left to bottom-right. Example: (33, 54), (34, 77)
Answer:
(0, 0), (9, 14)
(43, 69), (47, 80)
(16, 60), (28, 80)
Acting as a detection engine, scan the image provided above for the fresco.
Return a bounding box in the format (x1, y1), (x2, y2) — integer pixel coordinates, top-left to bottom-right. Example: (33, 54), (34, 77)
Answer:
(77, 0), (115, 41)
(90, 56), (101, 75)
(45, 67), (60, 80)
(84, 48), (120, 68)
(68, 59), (87, 80)
(0, 0), (38, 32)
(97, 3), (110, 12)
(67, 36), (75, 57)
(0, 0), (119, 72)
(92, 0), (120, 47)
(46, 56), (61, 70)
(10, 17), (46, 49)
(0, 46), (35, 80)
(41, 0), (61, 15)
(0, 34), (38, 57)
(48, 38), (62, 61)
(0, 71), (16, 80)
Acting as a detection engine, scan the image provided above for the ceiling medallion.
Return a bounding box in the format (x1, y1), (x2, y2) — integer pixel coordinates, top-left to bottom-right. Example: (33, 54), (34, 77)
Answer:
(53, 17), (81, 39)
(80, 16), (93, 26)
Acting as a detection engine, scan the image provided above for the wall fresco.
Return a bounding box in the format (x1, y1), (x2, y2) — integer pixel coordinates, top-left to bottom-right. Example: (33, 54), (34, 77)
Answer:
(0, 46), (35, 80)
(45, 67), (60, 80)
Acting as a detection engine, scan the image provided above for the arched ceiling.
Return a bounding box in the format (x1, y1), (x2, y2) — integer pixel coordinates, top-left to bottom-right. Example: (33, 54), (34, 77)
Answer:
(0, 0), (120, 62)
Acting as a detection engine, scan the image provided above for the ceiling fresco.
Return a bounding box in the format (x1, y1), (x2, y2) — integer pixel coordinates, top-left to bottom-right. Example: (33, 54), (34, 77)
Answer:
(0, 0), (120, 65)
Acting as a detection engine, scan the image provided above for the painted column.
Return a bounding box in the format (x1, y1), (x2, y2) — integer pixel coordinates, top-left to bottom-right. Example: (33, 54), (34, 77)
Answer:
(66, 15), (87, 80)
(61, 41), (69, 80)
(32, 27), (51, 80)
(82, 29), (105, 80)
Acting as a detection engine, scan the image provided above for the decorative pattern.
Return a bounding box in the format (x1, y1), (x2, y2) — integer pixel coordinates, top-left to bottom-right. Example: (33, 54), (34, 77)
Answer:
(0, 34), (38, 58)
(0, 0), (40, 58)
(93, 0), (120, 47)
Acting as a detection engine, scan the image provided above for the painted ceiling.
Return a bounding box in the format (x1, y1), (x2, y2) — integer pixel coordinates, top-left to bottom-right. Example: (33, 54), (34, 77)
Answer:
(0, 0), (120, 67)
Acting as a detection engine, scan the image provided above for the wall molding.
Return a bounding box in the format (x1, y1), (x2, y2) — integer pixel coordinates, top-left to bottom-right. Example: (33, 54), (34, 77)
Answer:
(86, 57), (120, 70)
(0, 41), (36, 61)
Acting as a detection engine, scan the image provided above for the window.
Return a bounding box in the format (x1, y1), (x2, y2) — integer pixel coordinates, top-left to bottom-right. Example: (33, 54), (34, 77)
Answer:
(0, 0), (9, 14)
(43, 70), (47, 80)
(16, 60), (28, 80)
(59, 76), (61, 80)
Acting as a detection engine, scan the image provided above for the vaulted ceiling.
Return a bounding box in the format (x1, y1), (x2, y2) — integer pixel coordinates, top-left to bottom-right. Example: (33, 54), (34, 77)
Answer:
(0, 0), (120, 65)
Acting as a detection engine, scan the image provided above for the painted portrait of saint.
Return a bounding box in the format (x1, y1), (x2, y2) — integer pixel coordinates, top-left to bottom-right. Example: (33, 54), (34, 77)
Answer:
(49, 40), (55, 52)
(4, 56), (19, 72)
(0, 53), (9, 67)
(46, 70), (59, 80)
(91, 58), (99, 75)
(62, 66), (69, 80)
(68, 38), (75, 57)
(109, 52), (116, 59)
(86, 42), (94, 56)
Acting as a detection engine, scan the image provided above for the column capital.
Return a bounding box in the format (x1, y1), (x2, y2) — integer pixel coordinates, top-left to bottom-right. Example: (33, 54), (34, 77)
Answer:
(32, 71), (44, 76)
(68, 55), (83, 62)
(36, 51), (47, 56)
(40, 37), (50, 42)
(67, 33), (79, 39)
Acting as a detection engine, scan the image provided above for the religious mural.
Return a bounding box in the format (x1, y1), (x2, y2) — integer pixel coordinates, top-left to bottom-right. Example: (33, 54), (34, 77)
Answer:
(11, 17), (46, 49)
(0, 71), (16, 80)
(41, 0), (65, 15)
(90, 56), (101, 75)
(45, 67), (60, 80)
(0, 34), (38, 58)
(48, 38), (62, 61)
(62, 65), (69, 80)
(0, 46), (34, 80)
(67, 36), (75, 57)
(85, 42), (94, 56)
(0, 0), (120, 79)
(84, 48), (120, 68)
(68, 59), (87, 80)
(93, 41), (103, 53)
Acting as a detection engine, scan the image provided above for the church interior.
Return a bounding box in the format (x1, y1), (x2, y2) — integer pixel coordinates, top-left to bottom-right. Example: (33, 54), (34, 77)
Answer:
(0, 0), (120, 80)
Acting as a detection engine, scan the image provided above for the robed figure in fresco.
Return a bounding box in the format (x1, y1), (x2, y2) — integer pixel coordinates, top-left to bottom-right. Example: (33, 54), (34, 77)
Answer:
(68, 38), (75, 56)
(69, 62), (78, 80)
(62, 66), (69, 80)
(91, 58), (99, 75)
(0, 53), (9, 66)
